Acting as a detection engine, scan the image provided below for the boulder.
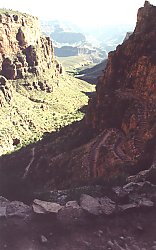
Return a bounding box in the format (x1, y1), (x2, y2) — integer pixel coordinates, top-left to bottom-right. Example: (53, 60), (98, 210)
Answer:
(80, 194), (117, 216)
(122, 181), (156, 202)
(0, 196), (9, 203)
(80, 194), (102, 215)
(0, 207), (7, 218)
(0, 197), (10, 217)
(0, 197), (32, 219)
(40, 235), (48, 244)
(0, 197), (9, 218)
(57, 206), (85, 224)
(6, 201), (32, 218)
(98, 197), (116, 215)
(137, 197), (154, 208)
(112, 186), (129, 202)
(118, 203), (138, 212)
(118, 196), (154, 213)
(127, 164), (156, 185)
(32, 199), (62, 214)
(65, 200), (80, 209)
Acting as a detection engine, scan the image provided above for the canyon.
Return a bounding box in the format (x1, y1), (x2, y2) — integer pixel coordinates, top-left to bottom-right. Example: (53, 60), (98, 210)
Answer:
(0, 2), (156, 249)
(0, 1), (155, 196)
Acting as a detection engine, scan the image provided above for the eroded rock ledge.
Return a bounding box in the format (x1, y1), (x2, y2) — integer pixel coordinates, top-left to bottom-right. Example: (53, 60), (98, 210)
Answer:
(0, 12), (53, 79)
(0, 10), (63, 100)
(1, 165), (156, 221)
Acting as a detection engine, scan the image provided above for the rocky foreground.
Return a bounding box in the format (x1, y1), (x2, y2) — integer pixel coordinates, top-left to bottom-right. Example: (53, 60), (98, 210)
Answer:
(0, 164), (156, 249)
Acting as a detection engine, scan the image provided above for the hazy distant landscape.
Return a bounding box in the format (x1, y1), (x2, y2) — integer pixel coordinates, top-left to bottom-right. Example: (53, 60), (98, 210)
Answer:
(41, 20), (134, 74)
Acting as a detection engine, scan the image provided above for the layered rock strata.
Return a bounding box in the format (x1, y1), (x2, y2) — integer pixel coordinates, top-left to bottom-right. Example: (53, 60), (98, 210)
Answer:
(85, 1), (156, 179)
(0, 11), (55, 79)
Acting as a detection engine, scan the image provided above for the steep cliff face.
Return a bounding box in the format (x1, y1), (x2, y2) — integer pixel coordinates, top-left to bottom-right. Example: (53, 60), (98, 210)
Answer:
(86, 2), (156, 130)
(0, 11), (55, 80)
(84, 1), (156, 178)
(0, 10), (62, 154)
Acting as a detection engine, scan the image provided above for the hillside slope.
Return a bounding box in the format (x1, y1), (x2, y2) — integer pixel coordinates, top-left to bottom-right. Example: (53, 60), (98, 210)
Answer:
(0, 74), (94, 155)
(0, 10), (94, 155)
(76, 60), (107, 84)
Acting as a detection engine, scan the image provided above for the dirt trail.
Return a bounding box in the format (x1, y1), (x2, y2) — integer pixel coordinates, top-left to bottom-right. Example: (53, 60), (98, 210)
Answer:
(90, 130), (112, 177)
(23, 147), (35, 179)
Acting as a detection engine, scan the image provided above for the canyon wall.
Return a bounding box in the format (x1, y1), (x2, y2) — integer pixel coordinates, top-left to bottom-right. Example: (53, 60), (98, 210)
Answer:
(86, 1), (156, 131)
(0, 10), (64, 155)
(83, 1), (156, 179)
(0, 10), (61, 80)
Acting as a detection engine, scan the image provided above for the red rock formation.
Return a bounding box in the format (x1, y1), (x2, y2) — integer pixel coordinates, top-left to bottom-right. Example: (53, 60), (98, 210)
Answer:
(85, 1), (156, 178)
(0, 11), (54, 80)
(86, 2), (156, 130)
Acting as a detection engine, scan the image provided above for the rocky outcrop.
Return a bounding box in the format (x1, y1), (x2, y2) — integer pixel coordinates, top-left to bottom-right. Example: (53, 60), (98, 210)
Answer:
(80, 194), (116, 216)
(86, 2), (156, 130)
(0, 196), (32, 218)
(0, 10), (56, 80)
(32, 199), (62, 214)
(0, 190), (156, 250)
(1, 166), (156, 219)
(0, 75), (13, 104)
(31, 180), (156, 217)
(123, 32), (133, 42)
(0, 9), (65, 108)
